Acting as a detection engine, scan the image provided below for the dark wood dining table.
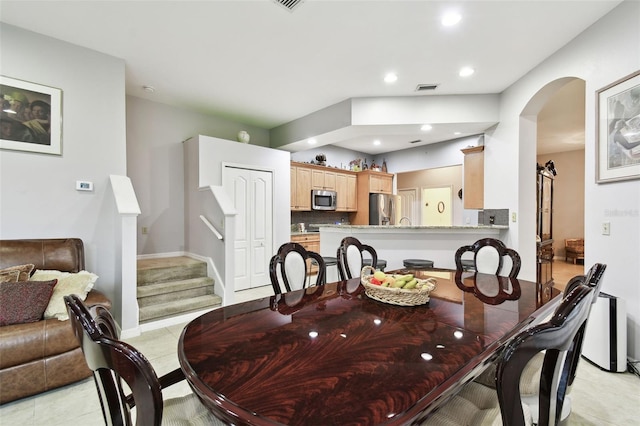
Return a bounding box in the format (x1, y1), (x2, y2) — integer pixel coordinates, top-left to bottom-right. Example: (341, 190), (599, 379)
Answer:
(178, 269), (560, 426)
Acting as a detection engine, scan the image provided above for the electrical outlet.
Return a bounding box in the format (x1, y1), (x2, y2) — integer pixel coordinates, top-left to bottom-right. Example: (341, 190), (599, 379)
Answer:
(75, 180), (93, 191)
(142, 227), (148, 235)
(602, 222), (610, 235)
(511, 212), (517, 222)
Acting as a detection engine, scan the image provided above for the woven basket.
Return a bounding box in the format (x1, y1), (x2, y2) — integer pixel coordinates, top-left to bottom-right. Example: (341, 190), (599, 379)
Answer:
(360, 266), (437, 306)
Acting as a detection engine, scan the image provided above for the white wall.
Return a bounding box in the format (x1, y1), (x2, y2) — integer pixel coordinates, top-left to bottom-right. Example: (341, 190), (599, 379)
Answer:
(184, 135), (291, 256)
(126, 96), (269, 255)
(486, 1), (640, 359)
(0, 24), (126, 319)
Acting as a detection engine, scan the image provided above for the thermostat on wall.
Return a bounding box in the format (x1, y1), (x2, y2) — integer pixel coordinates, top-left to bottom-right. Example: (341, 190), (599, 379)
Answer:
(76, 180), (94, 192)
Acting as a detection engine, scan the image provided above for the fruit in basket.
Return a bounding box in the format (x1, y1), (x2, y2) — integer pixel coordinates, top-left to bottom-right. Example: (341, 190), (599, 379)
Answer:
(370, 277), (382, 285)
(404, 279), (418, 289)
(373, 270), (386, 281)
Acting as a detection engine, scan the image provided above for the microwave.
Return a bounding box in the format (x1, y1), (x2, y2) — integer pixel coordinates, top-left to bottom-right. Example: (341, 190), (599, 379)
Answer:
(311, 189), (337, 211)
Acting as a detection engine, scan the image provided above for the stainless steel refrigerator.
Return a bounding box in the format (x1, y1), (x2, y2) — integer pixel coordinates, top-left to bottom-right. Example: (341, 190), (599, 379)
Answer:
(369, 193), (401, 225)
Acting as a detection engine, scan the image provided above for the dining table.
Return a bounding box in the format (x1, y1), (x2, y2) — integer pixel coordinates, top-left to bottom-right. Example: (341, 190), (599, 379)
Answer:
(178, 268), (560, 426)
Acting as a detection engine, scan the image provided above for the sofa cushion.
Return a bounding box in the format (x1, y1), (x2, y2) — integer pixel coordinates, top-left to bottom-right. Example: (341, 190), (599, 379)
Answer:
(0, 279), (58, 326)
(31, 270), (97, 321)
(0, 270), (20, 283)
(0, 264), (35, 282)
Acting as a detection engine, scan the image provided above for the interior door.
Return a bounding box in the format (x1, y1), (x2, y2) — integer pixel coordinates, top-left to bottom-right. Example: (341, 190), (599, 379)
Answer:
(224, 166), (273, 290)
(421, 186), (452, 226)
(398, 189), (418, 225)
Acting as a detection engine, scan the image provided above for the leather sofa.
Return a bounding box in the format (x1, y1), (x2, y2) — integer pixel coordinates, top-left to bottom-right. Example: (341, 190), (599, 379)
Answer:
(0, 238), (112, 404)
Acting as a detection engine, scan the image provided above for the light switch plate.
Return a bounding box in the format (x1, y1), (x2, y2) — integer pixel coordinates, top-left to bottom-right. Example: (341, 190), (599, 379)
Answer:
(76, 181), (94, 191)
(602, 222), (610, 235)
(511, 212), (517, 222)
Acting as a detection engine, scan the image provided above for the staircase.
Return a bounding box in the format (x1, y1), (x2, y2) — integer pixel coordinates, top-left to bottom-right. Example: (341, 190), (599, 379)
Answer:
(137, 256), (222, 323)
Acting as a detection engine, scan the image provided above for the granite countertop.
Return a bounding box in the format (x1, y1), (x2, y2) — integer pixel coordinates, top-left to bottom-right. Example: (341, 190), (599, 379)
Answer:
(290, 231), (320, 236)
(317, 224), (509, 230)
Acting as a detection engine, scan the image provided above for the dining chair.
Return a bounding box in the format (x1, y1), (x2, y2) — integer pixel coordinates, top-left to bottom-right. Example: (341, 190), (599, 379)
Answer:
(269, 242), (326, 295)
(454, 238), (522, 277)
(336, 236), (378, 280)
(473, 263), (607, 424)
(64, 294), (223, 426)
(423, 282), (595, 426)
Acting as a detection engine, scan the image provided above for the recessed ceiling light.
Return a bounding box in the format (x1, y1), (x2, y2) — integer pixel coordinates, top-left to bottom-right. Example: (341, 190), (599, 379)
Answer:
(308, 138), (317, 145)
(143, 85), (155, 93)
(459, 67), (475, 77)
(373, 140), (381, 146)
(384, 73), (398, 84)
(442, 12), (462, 27)
(454, 132), (462, 135)
(421, 124), (433, 131)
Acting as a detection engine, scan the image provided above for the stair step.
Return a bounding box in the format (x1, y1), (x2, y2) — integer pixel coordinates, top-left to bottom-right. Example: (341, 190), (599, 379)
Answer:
(137, 256), (207, 285)
(137, 277), (215, 307)
(139, 294), (222, 323)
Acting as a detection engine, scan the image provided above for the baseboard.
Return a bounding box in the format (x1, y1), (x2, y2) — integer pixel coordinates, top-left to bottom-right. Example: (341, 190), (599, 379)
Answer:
(137, 251), (188, 260)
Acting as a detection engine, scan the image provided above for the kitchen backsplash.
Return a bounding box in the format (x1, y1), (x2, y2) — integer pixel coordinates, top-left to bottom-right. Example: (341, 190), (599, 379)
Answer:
(291, 211), (349, 230)
(478, 209), (509, 226)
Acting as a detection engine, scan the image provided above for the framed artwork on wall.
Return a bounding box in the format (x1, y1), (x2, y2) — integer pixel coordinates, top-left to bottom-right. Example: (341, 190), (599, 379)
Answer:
(0, 76), (62, 155)
(596, 70), (640, 183)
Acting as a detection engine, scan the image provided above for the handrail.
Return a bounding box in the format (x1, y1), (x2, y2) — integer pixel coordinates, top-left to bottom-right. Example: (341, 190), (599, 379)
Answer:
(200, 215), (223, 240)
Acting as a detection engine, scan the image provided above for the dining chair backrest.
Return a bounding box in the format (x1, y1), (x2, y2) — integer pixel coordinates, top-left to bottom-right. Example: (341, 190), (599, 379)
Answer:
(64, 294), (164, 426)
(495, 283), (595, 426)
(336, 237), (378, 280)
(269, 242), (326, 295)
(455, 238), (521, 277)
(563, 263), (607, 389)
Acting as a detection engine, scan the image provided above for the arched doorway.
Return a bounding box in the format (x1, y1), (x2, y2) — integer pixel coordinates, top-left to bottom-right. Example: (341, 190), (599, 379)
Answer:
(520, 77), (586, 287)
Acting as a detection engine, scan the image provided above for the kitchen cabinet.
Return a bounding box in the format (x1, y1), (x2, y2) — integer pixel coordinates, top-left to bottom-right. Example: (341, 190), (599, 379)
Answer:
(291, 233), (320, 275)
(312, 169), (336, 190)
(291, 166), (312, 211)
(336, 173), (357, 212)
(461, 146), (484, 209)
(351, 170), (395, 225)
(291, 162), (356, 212)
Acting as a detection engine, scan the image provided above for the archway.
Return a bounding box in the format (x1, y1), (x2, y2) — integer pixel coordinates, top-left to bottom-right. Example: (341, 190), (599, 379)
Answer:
(519, 77), (586, 286)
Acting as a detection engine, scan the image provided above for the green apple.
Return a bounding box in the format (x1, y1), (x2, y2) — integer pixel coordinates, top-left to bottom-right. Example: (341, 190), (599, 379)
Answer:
(373, 270), (386, 281)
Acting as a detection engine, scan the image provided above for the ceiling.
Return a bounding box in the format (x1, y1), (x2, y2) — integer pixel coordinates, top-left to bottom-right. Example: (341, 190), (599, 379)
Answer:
(1, 0), (618, 155)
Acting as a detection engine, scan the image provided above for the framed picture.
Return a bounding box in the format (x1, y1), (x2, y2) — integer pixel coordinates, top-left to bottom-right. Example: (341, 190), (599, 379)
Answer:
(596, 70), (640, 183)
(0, 76), (62, 155)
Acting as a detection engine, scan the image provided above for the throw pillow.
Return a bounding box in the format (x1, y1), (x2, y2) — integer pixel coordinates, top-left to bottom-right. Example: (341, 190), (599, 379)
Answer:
(31, 270), (98, 321)
(0, 270), (20, 283)
(0, 264), (35, 281)
(0, 279), (58, 326)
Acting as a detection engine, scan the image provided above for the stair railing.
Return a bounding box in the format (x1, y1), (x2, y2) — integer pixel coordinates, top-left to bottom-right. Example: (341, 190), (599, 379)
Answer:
(200, 215), (223, 240)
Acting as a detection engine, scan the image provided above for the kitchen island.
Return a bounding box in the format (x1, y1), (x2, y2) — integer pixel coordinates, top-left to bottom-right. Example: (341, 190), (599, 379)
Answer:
(319, 224), (509, 279)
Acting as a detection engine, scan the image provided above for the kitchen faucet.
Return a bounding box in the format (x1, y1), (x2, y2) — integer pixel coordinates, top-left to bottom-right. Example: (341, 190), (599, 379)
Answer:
(399, 216), (411, 226)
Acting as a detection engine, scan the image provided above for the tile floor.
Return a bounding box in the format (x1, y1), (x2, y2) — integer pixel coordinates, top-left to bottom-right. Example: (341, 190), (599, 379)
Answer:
(2, 276), (638, 425)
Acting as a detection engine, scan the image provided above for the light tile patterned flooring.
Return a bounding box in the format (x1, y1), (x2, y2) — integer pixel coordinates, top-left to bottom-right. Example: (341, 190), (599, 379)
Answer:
(2, 263), (639, 425)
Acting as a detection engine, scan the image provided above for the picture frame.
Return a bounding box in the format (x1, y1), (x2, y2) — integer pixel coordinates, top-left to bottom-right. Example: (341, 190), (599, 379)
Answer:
(596, 70), (640, 183)
(1, 76), (62, 155)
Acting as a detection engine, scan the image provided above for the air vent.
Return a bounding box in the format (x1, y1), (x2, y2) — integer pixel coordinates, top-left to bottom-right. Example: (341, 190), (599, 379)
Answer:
(273, 0), (305, 11)
(409, 139), (422, 144)
(415, 84), (439, 92)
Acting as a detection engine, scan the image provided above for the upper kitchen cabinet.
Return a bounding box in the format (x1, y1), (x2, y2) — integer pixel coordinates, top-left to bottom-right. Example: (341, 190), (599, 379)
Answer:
(291, 165), (312, 211)
(312, 169), (336, 191)
(291, 162), (356, 212)
(461, 146), (484, 209)
(351, 170), (394, 224)
(361, 170), (393, 194)
(336, 173), (357, 212)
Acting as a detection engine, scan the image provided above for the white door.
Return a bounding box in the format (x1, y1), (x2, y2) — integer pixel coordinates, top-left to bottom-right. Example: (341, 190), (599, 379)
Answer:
(421, 186), (452, 226)
(398, 188), (418, 225)
(223, 166), (273, 290)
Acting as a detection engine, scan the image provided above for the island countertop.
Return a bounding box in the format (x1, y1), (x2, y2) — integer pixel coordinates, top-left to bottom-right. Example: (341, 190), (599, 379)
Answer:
(317, 224), (508, 231)
(319, 224), (509, 277)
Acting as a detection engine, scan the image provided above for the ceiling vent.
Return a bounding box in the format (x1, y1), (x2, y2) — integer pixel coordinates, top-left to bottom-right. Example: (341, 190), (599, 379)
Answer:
(273, 0), (305, 11)
(409, 139), (422, 144)
(415, 84), (439, 92)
